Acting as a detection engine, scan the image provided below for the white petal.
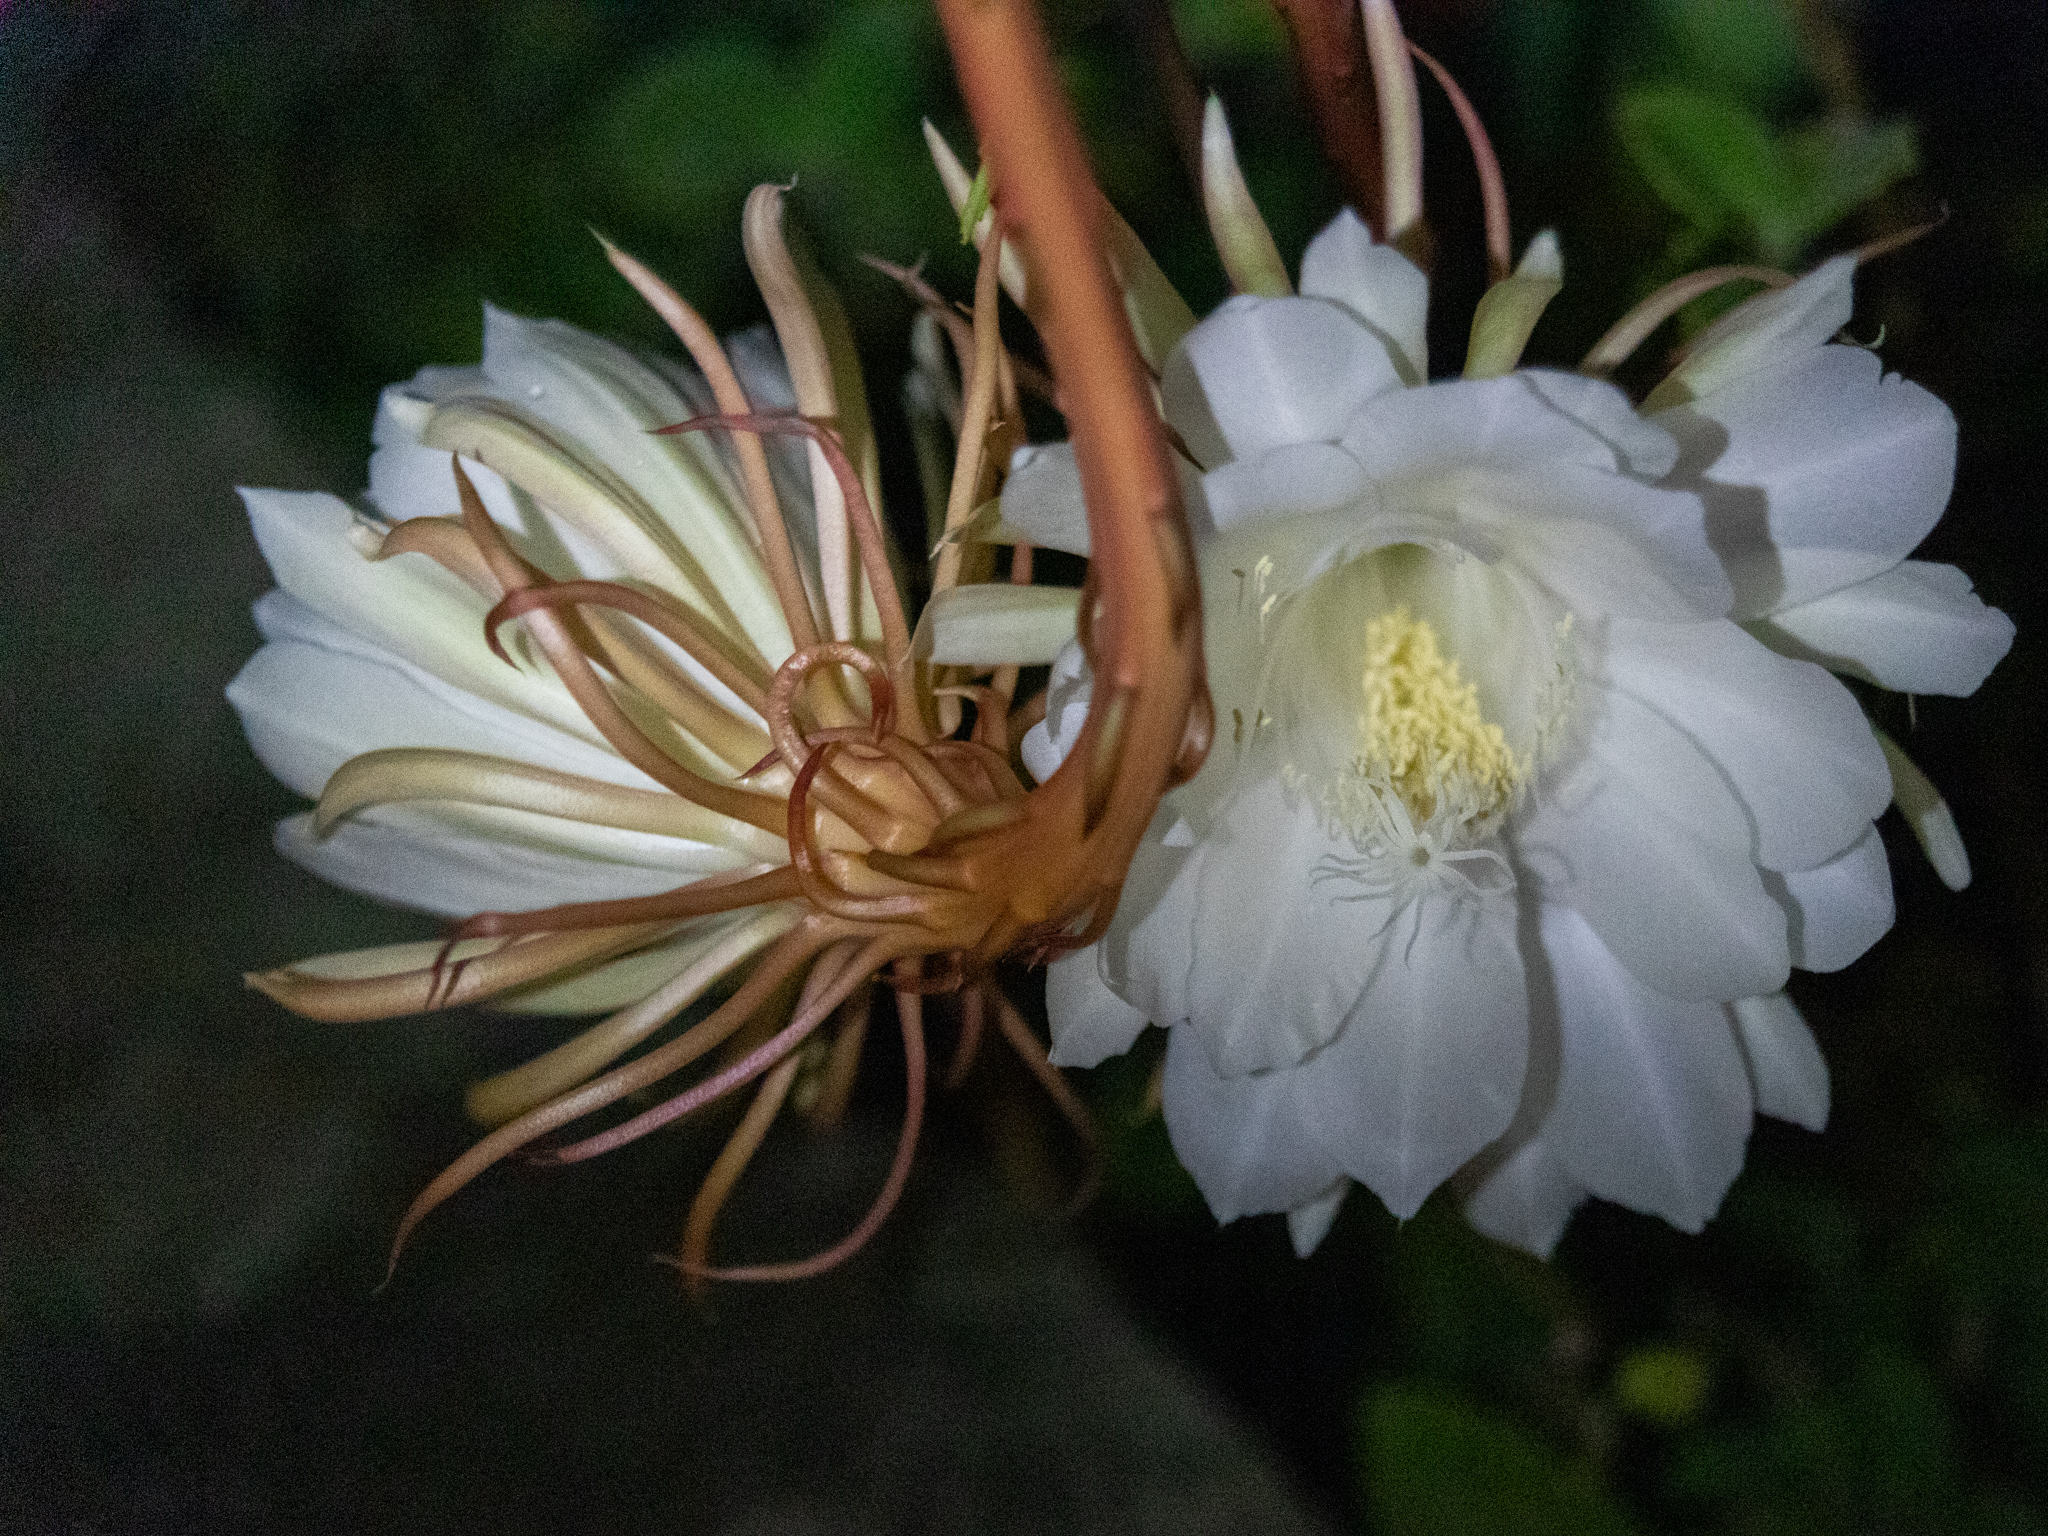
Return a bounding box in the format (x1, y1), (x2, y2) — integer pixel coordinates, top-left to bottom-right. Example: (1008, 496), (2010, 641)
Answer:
(1297, 208), (1430, 385)
(1202, 442), (1372, 532)
(1657, 254), (1856, 403)
(1020, 639), (1092, 785)
(1753, 561), (2015, 696)
(230, 602), (649, 798)
(1518, 370), (1680, 478)
(1538, 904), (1755, 1232)
(1464, 1137), (1586, 1259)
(1098, 800), (1201, 1012)
(1330, 383), (1722, 615)
(477, 307), (789, 655)
(372, 381), (523, 523)
(1465, 466), (1730, 620)
(1572, 683), (1750, 852)
(1340, 373), (1631, 479)
(1771, 825), (1893, 973)
(998, 443), (1093, 555)
(1731, 992), (1829, 1131)
(1604, 618), (1892, 870)
(1287, 1180), (1351, 1257)
(1659, 344), (1957, 617)
(995, 441), (1210, 555)
(240, 488), (611, 746)
(1159, 1026), (1348, 1224)
(919, 583), (1080, 667)
(1123, 777), (1384, 1075)
(1161, 295), (1405, 468)
(1018, 725), (1062, 787)
(1045, 945), (1150, 1068)
(273, 809), (704, 919)
(1295, 896), (1528, 1220)
(1520, 689), (1790, 1000)
(495, 909), (792, 1015)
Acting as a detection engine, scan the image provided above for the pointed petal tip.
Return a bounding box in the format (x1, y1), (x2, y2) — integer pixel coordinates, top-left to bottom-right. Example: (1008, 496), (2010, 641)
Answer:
(1919, 800), (1972, 891)
(1519, 229), (1562, 280)
(1879, 731), (1972, 890)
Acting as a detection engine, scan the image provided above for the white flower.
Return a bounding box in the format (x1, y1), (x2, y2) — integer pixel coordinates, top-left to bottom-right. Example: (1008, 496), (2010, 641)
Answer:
(1010, 211), (2011, 1257)
(230, 303), (805, 1021)
(225, 174), (1197, 1281)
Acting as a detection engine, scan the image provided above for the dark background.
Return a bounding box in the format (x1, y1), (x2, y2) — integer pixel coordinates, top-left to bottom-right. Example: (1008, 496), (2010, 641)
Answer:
(3, 2), (2045, 1531)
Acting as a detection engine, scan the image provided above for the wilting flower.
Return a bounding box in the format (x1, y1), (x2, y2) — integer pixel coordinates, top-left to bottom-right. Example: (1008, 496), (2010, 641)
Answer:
(229, 41), (1208, 1289)
(1009, 17), (2011, 1258)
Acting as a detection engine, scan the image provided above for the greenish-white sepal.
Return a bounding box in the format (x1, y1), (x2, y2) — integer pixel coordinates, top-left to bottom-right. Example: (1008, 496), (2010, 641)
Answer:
(1645, 253), (1855, 411)
(421, 395), (762, 649)
(314, 746), (785, 863)
(1102, 199), (1198, 374)
(743, 183), (889, 649)
(930, 498), (1007, 555)
(494, 905), (799, 1017)
(1464, 231), (1563, 380)
(1877, 730), (1970, 890)
(1201, 94), (1291, 298)
(917, 584), (1082, 667)
(924, 118), (1029, 308)
(958, 162), (992, 245)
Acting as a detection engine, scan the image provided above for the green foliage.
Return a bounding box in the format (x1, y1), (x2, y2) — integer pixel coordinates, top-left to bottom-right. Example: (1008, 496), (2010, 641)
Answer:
(1358, 1381), (1642, 1536)
(1652, 0), (1807, 111)
(958, 162), (992, 245)
(1612, 1344), (1710, 1426)
(1168, 0), (1288, 69)
(1617, 85), (1918, 265)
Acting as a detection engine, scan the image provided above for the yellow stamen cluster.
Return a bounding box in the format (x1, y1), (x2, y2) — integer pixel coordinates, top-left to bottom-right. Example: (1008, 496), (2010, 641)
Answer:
(1356, 607), (1517, 823)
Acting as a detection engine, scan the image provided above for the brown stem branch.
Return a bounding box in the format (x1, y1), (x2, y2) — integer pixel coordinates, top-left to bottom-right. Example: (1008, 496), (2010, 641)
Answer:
(1269, 0), (1385, 234)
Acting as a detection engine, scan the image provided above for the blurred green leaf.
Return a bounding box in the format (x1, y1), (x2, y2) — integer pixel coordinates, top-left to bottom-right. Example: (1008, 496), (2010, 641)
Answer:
(1613, 1343), (1710, 1426)
(1618, 85), (1918, 264)
(1389, 1200), (1562, 1392)
(1169, 0), (1288, 68)
(1358, 1381), (1641, 1536)
(1780, 117), (1920, 246)
(1619, 86), (1785, 235)
(1654, 0), (1806, 112)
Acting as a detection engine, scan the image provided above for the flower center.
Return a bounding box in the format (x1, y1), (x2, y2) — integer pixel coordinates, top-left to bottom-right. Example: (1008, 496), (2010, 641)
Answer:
(1356, 606), (1518, 824)
(1291, 603), (1522, 848)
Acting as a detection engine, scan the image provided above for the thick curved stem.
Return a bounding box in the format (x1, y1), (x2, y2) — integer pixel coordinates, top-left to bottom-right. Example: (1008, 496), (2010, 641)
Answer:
(939, 0), (1207, 929)
(1269, 0), (1385, 234)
